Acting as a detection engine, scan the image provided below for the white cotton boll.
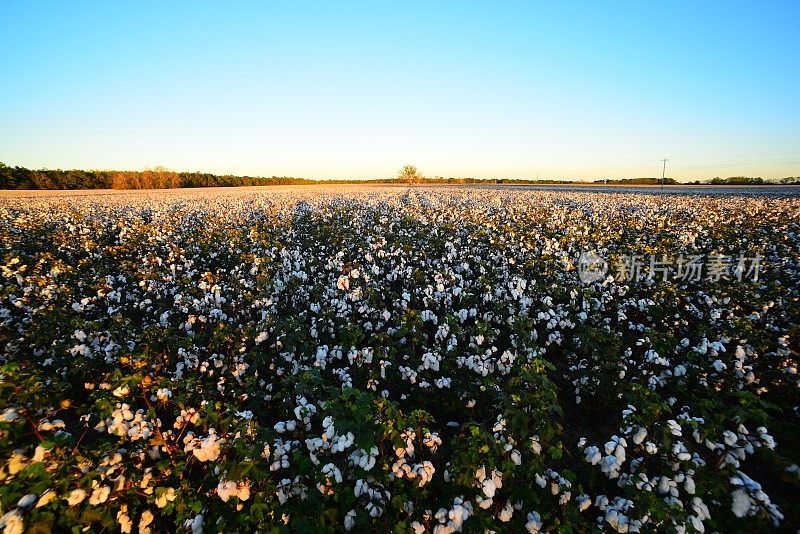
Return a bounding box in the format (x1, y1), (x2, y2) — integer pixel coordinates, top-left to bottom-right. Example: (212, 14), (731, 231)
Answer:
(666, 420), (682, 436)
(344, 510), (357, 531)
(183, 514), (204, 534)
(584, 446), (601, 464)
(723, 430), (737, 446)
(0, 509), (24, 534)
(731, 488), (752, 517)
(499, 500), (514, 522)
(322, 463), (343, 484)
(689, 515), (705, 533)
(36, 490), (56, 508)
(759, 430), (776, 449)
(594, 495), (609, 510)
(67, 489), (87, 506)
(491, 470), (503, 489)
(600, 455), (621, 478)
(605, 509), (619, 530)
(692, 497), (710, 520)
(475, 495), (493, 509)
(525, 511), (543, 533)
(17, 494), (36, 509)
(217, 480), (237, 501)
(89, 485), (111, 505)
(482, 478), (496, 498)
(187, 431), (221, 462)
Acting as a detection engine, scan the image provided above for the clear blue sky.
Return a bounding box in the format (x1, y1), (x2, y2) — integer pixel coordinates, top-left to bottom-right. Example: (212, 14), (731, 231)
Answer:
(1, 1), (799, 180)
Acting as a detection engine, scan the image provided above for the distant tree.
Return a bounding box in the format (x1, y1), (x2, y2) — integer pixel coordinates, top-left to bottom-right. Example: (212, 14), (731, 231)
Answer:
(398, 164), (422, 184)
(0, 162), (12, 188)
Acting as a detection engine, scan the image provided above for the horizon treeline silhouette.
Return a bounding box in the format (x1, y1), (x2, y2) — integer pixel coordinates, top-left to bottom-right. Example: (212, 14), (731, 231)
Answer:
(1, 162), (798, 190)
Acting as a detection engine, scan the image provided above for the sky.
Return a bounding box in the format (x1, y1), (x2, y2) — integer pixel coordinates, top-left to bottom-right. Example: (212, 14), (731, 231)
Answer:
(1, 1), (799, 181)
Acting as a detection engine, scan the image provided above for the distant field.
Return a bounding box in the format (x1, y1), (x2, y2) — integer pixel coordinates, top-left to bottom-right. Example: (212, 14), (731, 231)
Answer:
(1, 186), (798, 532)
(3, 182), (799, 198)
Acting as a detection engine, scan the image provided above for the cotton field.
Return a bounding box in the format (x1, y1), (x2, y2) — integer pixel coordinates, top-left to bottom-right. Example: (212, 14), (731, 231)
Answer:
(0, 185), (798, 533)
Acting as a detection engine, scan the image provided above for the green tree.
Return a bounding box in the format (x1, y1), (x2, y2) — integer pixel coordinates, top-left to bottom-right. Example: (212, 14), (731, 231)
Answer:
(398, 164), (422, 184)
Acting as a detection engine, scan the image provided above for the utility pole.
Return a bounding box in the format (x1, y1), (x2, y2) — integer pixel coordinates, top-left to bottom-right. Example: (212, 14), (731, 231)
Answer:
(660, 158), (668, 189)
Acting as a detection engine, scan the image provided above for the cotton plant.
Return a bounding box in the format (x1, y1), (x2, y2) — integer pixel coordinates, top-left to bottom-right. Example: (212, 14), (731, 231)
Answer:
(0, 187), (798, 531)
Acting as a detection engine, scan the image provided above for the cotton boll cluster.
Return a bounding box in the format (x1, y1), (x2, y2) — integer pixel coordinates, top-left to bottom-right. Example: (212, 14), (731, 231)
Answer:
(103, 403), (155, 441)
(349, 446), (379, 471)
(730, 471), (784, 525)
(36, 419), (66, 433)
(293, 395), (317, 431)
(594, 497), (639, 532)
(354, 478), (391, 517)
(474, 465), (503, 510)
(391, 429), (437, 487)
(217, 479), (250, 502)
(275, 476), (308, 505)
(183, 429), (222, 462)
(525, 511), (543, 533)
(423, 432), (442, 453)
(427, 497), (474, 533)
(585, 435), (627, 479)
(268, 439), (298, 471)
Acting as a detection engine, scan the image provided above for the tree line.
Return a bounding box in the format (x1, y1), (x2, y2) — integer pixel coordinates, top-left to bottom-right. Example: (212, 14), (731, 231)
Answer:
(1, 162), (798, 189)
(0, 163), (313, 190)
(702, 176), (800, 185)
